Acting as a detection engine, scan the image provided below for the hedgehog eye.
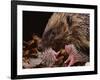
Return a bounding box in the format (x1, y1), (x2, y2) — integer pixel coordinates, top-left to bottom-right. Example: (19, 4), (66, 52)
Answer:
(67, 16), (72, 27)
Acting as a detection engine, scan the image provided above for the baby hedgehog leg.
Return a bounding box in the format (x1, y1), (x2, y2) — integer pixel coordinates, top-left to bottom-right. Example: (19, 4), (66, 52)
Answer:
(64, 44), (88, 66)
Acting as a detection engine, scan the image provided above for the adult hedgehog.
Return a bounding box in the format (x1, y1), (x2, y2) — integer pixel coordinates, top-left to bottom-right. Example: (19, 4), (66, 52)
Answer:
(41, 12), (90, 66)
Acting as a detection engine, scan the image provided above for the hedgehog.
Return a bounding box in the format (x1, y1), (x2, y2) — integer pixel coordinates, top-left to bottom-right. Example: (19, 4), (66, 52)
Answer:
(40, 12), (90, 66)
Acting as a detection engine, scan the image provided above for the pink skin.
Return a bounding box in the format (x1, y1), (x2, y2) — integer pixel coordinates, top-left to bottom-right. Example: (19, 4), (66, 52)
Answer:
(64, 44), (83, 66)
(42, 48), (58, 67)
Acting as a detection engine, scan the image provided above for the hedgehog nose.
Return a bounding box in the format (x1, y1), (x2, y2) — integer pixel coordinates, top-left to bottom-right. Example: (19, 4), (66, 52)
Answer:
(37, 43), (44, 52)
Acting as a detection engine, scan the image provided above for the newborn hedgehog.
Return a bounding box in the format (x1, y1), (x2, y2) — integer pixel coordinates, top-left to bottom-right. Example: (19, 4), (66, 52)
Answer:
(41, 13), (90, 66)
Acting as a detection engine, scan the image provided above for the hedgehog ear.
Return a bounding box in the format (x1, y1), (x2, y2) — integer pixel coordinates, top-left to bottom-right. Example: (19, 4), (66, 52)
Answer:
(67, 16), (72, 27)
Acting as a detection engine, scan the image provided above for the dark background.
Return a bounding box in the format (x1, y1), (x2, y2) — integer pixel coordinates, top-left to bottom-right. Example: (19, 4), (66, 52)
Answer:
(23, 11), (53, 41)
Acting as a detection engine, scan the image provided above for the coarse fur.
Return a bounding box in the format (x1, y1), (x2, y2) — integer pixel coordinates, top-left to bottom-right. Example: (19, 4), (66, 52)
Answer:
(42, 12), (90, 62)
